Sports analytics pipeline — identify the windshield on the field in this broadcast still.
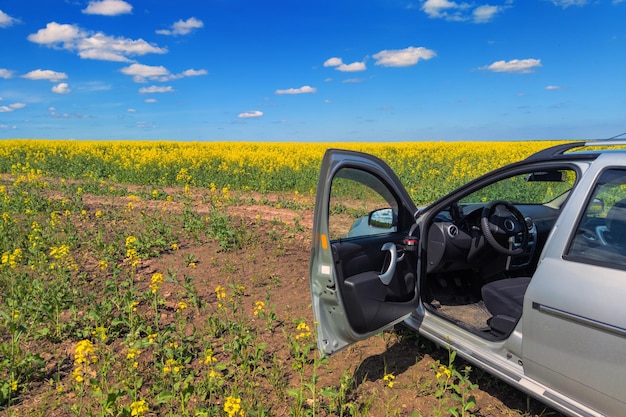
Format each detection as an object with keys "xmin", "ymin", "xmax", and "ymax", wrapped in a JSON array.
[{"xmin": 459, "ymin": 169, "xmax": 577, "ymax": 206}]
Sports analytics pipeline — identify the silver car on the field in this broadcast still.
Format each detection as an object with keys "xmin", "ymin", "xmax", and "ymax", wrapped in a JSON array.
[{"xmin": 310, "ymin": 141, "xmax": 626, "ymax": 417}]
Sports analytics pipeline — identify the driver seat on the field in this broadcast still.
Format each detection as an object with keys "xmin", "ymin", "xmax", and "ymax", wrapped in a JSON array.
[{"xmin": 481, "ymin": 277, "xmax": 531, "ymax": 335}]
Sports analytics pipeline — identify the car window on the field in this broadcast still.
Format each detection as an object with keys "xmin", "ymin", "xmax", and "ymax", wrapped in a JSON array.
[
  {"xmin": 329, "ymin": 168, "xmax": 398, "ymax": 240},
  {"xmin": 567, "ymin": 169, "xmax": 626, "ymax": 268},
  {"xmin": 459, "ymin": 169, "xmax": 576, "ymax": 205}
]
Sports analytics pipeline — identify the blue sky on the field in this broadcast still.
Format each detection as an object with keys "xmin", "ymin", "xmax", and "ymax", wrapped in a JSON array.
[{"xmin": 0, "ymin": 0, "xmax": 624, "ymax": 141}]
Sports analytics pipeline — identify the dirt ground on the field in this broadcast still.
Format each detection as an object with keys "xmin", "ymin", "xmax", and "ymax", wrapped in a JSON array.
[
  {"xmin": 2, "ymin": 187, "xmax": 562, "ymax": 416},
  {"xmin": 162, "ymin": 193, "xmax": 559, "ymax": 416}
]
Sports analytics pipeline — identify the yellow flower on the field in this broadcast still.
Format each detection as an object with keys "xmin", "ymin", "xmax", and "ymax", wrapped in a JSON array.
[
  {"xmin": 149, "ymin": 272, "xmax": 163, "ymax": 294},
  {"xmin": 126, "ymin": 348, "xmax": 141, "ymax": 360},
  {"xmin": 170, "ymin": 243, "xmax": 179, "ymax": 251},
  {"xmin": 215, "ymin": 285, "xmax": 226, "ymax": 301},
  {"xmin": 383, "ymin": 373, "xmax": 395, "ymax": 388},
  {"xmin": 10, "ymin": 380, "xmax": 17, "ymax": 391},
  {"xmin": 176, "ymin": 301, "xmax": 188, "ymax": 312},
  {"xmin": 72, "ymin": 367, "xmax": 84, "ymax": 383},
  {"xmin": 295, "ymin": 321, "xmax": 311, "ymax": 339},
  {"xmin": 49, "ymin": 245, "xmax": 70, "ymax": 260},
  {"xmin": 125, "ymin": 236, "xmax": 137, "ymax": 247},
  {"xmin": 98, "ymin": 259, "xmax": 108, "ymax": 270},
  {"xmin": 253, "ymin": 301, "xmax": 265, "ymax": 316},
  {"xmin": 95, "ymin": 210, "xmax": 103, "ymax": 218},
  {"xmin": 163, "ymin": 358, "xmax": 175, "ymax": 374},
  {"xmin": 203, "ymin": 349, "xmax": 218, "ymax": 364},
  {"xmin": 92, "ymin": 326, "xmax": 107, "ymax": 341},
  {"xmin": 224, "ymin": 395, "xmax": 243, "ymax": 417},
  {"xmin": 73, "ymin": 339, "xmax": 97, "ymax": 384},
  {"xmin": 130, "ymin": 399, "xmax": 148, "ymax": 417},
  {"xmin": 147, "ymin": 333, "xmax": 157, "ymax": 343},
  {"xmin": 74, "ymin": 339, "xmax": 96, "ymax": 365},
  {"xmin": 436, "ymin": 365, "xmax": 452, "ymax": 380},
  {"xmin": 2, "ymin": 248, "xmax": 22, "ymax": 269}
]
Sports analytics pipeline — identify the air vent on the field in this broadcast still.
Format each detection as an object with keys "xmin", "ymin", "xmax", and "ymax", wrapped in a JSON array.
[
  {"xmin": 525, "ymin": 217, "xmax": 534, "ymax": 230},
  {"xmin": 447, "ymin": 225, "xmax": 458, "ymax": 238}
]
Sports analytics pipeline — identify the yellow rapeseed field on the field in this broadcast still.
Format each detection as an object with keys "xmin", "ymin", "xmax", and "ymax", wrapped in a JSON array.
[{"xmin": 0, "ymin": 139, "xmax": 568, "ymax": 204}]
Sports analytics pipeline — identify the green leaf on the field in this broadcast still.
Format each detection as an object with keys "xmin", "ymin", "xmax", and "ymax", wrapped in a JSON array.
[{"xmin": 155, "ymin": 390, "xmax": 174, "ymax": 404}]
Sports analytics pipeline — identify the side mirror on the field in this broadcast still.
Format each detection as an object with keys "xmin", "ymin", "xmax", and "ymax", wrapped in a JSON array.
[
  {"xmin": 368, "ymin": 208, "xmax": 396, "ymax": 229},
  {"xmin": 588, "ymin": 198, "xmax": 604, "ymax": 215}
]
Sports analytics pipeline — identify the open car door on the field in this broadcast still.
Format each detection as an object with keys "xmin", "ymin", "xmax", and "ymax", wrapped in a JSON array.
[{"xmin": 310, "ymin": 149, "xmax": 421, "ymax": 356}]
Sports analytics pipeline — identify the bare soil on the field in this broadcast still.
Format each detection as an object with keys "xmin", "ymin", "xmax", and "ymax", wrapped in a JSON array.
[{"xmin": 3, "ymin": 186, "xmax": 561, "ymax": 416}]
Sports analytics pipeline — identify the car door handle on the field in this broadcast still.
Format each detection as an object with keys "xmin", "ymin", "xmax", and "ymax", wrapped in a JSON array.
[{"xmin": 378, "ymin": 242, "xmax": 397, "ymax": 285}]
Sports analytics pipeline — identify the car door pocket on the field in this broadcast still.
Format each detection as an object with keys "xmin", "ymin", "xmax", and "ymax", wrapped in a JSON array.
[{"xmin": 343, "ymin": 270, "xmax": 415, "ymax": 333}]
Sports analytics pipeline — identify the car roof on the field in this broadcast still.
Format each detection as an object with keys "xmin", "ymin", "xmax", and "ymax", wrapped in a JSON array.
[{"xmin": 525, "ymin": 140, "xmax": 626, "ymax": 162}]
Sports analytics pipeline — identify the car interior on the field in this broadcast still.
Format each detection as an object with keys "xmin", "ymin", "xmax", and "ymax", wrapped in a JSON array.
[
  {"xmin": 421, "ymin": 168, "xmax": 578, "ymax": 339},
  {"xmin": 327, "ymin": 165, "xmax": 595, "ymax": 341}
]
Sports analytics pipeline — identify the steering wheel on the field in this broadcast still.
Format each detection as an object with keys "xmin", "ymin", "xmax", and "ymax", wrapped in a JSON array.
[{"xmin": 480, "ymin": 201, "xmax": 529, "ymax": 255}]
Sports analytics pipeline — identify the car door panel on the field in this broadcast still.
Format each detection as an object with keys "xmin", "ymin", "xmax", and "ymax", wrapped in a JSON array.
[
  {"xmin": 332, "ymin": 236, "xmax": 417, "ymax": 333},
  {"xmin": 523, "ymin": 163, "xmax": 626, "ymax": 416},
  {"xmin": 524, "ymin": 259, "xmax": 626, "ymax": 416},
  {"xmin": 310, "ymin": 149, "xmax": 420, "ymax": 355}
]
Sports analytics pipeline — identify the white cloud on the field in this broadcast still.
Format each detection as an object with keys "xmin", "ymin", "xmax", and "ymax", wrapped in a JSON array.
[
  {"xmin": 145, "ymin": 98, "xmax": 157, "ymax": 103},
  {"xmin": 178, "ymin": 69, "xmax": 208, "ymax": 77},
  {"xmin": 0, "ymin": 10, "xmax": 18, "ymax": 28},
  {"xmin": 422, "ymin": 0, "xmax": 472, "ymax": 21},
  {"xmin": 0, "ymin": 103, "xmax": 26, "ymax": 112},
  {"xmin": 323, "ymin": 57, "xmax": 366, "ymax": 72},
  {"xmin": 121, "ymin": 63, "xmax": 170, "ymax": 82},
  {"xmin": 52, "ymin": 83, "xmax": 71, "ymax": 94},
  {"xmin": 28, "ymin": 22, "xmax": 166, "ymax": 62},
  {"xmin": 480, "ymin": 58, "xmax": 542, "ymax": 73},
  {"xmin": 422, "ymin": 0, "xmax": 505, "ymax": 23},
  {"xmin": 139, "ymin": 86, "xmax": 174, "ymax": 94},
  {"xmin": 120, "ymin": 64, "xmax": 207, "ymax": 83},
  {"xmin": 373, "ymin": 46, "xmax": 436, "ymax": 67},
  {"xmin": 156, "ymin": 17, "xmax": 204, "ymax": 36},
  {"xmin": 0, "ymin": 68, "xmax": 13, "ymax": 79},
  {"xmin": 473, "ymin": 5, "xmax": 503, "ymax": 23},
  {"xmin": 22, "ymin": 69, "xmax": 68, "ymax": 82},
  {"xmin": 28, "ymin": 22, "xmax": 84, "ymax": 44},
  {"xmin": 127, "ymin": 108, "xmax": 136, "ymax": 112},
  {"xmin": 83, "ymin": 0, "xmax": 132, "ymax": 16},
  {"xmin": 238, "ymin": 110, "xmax": 264, "ymax": 119},
  {"xmin": 323, "ymin": 57, "xmax": 343, "ymax": 67},
  {"xmin": 337, "ymin": 62, "xmax": 367, "ymax": 72},
  {"xmin": 275, "ymin": 86, "xmax": 317, "ymax": 95},
  {"xmin": 546, "ymin": 85, "xmax": 563, "ymax": 90},
  {"xmin": 551, "ymin": 0, "xmax": 587, "ymax": 7}
]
